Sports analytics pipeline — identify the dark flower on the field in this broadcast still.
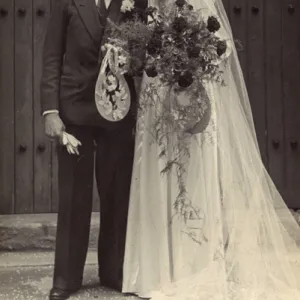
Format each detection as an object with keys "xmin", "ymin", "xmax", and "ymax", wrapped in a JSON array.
[
  {"xmin": 187, "ymin": 4, "xmax": 193, "ymax": 10},
  {"xmin": 145, "ymin": 66, "xmax": 158, "ymax": 77},
  {"xmin": 217, "ymin": 40, "xmax": 227, "ymax": 56},
  {"xmin": 172, "ymin": 16, "xmax": 188, "ymax": 33},
  {"xmin": 145, "ymin": 6, "xmax": 158, "ymax": 17},
  {"xmin": 207, "ymin": 16, "xmax": 221, "ymax": 33},
  {"xmin": 187, "ymin": 45, "xmax": 201, "ymax": 58},
  {"xmin": 173, "ymin": 34, "xmax": 185, "ymax": 48},
  {"xmin": 178, "ymin": 71, "xmax": 194, "ymax": 88},
  {"xmin": 189, "ymin": 27, "xmax": 200, "ymax": 42},
  {"xmin": 175, "ymin": 0, "xmax": 186, "ymax": 8},
  {"xmin": 147, "ymin": 35, "xmax": 162, "ymax": 55},
  {"xmin": 154, "ymin": 24, "xmax": 165, "ymax": 35},
  {"xmin": 123, "ymin": 7, "xmax": 144, "ymax": 22}
]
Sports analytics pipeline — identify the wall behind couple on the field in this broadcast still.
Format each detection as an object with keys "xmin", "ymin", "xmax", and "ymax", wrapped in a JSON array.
[{"xmin": 0, "ymin": 0, "xmax": 299, "ymax": 214}]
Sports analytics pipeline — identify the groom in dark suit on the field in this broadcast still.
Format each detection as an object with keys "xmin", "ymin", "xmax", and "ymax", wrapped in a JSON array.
[{"xmin": 40, "ymin": 0, "xmax": 147, "ymax": 299}]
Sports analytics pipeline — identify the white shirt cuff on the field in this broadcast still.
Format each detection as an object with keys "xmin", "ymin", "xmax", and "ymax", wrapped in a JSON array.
[{"xmin": 43, "ymin": 110, "xmax": 59, "ymax": 116}]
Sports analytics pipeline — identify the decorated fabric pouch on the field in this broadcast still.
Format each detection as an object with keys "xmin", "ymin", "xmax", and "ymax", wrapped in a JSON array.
[{"xmin": 95, "ymin": 44, "xmax": 131, "ymax": 122}]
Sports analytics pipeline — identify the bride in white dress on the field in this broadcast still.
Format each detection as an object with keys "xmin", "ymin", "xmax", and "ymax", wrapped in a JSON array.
[{"xmin": 122, "ymin": 0, "xmax": 300, "ymax": 299}]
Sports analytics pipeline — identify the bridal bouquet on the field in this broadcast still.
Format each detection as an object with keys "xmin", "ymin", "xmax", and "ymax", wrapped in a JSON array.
[
  {"xmin": 144, "ymin": 2, "xmax": 227, "ymax": 86},
  {"xmin": 138, "ymin": 0, "xmax": 228, "ymax": 219}
]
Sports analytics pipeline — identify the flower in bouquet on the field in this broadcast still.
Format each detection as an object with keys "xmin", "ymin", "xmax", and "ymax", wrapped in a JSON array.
[
  {"xmin": 145, "ymin": 6, "xmax": 159, "ymax": 21},
  {"xmin": 145, "ymin": 65, "xmax": 158, "ymax": 78},
  {"xmin": 187, "ymin": 4, "xmax": 194, "ymax": 11},
  {"xmin": 217, "ymin": 40, "xmax": 227, "ymax": 56},
  {"xmin": 175, "ymin": 0, "xmax": 186, "ymax": 9},
  {"xmin": 120, "ymin": 0, "xmax": 135, "ymax": 13},
  {"xmin": 207, "ymin": 16, "xmax": 221, "ymax": 33},
  {"xmin": 147, "ymin": 34, "xmax": 163, "ymax": 55},
  {"xmin": 172, "ymin": 16, "xmax": 188, "ymax": 33},
  {"xmin": 178, "ymin": 71, "xmax": 193, "ymax": 88},
  {"xmin": 187, "ymin": 44, "xmax": 201, "ymax": 58}
]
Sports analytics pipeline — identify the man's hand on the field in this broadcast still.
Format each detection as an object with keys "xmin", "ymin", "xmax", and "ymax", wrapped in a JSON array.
[{"xmin": 44, "ymin": 113, "xmax": 65, "ymax": 139}]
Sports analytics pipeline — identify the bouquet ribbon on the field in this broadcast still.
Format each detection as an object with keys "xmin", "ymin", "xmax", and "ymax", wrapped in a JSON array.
[{"xmin": 101, "ymin": 44, "xmax": 120, "ymax": 74}]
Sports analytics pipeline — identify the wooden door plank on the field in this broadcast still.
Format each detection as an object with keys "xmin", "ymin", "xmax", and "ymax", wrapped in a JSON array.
[
  {"xmin": 265, "ymin": 0, "xmax": 284, "ymax": 194},
  {"xmin": 222, "ymin": 0, "xmax": 229, "ymax": 13},
  {"xmin": 14, "ymin": 0, "xmax": 34, "ymax": 213},
  {"xmin": 0, "ymin": 0, "xmax": 15, "ymax": 214},
  {"xmin": 228, "ymin": 0, "xmax": 248, "ymax": 79},
  {"xmin": 49, "ymin": 0, "xmax": 58, "ymax": 212},
  {"xmin": 33, "ymin": 0, "xmax": 52, "ymax": 212},
  {"xmin": 246, "ymin": 0, "xmax": 267, "ymax": 165},
  {"xmin": 282, "ymin": 0, "xmax": 300, "ymax": 208}
]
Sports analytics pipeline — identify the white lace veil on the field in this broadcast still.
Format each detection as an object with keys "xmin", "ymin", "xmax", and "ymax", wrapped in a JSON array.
[{"xmin": 146, "ymin": 0, "xmax": 300, "ymax": 299}]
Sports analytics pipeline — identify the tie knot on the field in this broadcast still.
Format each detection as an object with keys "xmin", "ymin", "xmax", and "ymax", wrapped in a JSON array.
[{"xmin": 97, "ymin": 0, "xmax": 106, "ymax": 9}]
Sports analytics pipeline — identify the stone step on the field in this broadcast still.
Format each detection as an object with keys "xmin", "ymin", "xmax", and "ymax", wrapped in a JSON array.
[
  {"xmin": 0, "ymin": 251, "xmax": 97, "ymax": 268},
  {"xmin": 0, "ymin": 213, "xmax": 99, "ymax": 251},
  {"xmin": 0, "ymin": 211, "xmax": 299, "ymax": 252}
]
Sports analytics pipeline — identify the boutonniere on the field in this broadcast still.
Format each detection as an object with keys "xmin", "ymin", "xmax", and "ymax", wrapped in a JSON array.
[{"xmin": 120, "ymin": 0, "xmax": 135, "ymax": 13}]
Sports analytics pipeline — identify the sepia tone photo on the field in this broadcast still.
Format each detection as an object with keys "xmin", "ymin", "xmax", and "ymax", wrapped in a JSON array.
[{"xmin": 0, "ymin": 0, "xmax": 300, "ymax": 299}]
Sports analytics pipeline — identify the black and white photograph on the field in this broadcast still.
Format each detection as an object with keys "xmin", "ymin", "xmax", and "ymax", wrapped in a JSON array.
[{"xmin": 1, "ymin": 0, "xmax": 300, "ymax": 299}]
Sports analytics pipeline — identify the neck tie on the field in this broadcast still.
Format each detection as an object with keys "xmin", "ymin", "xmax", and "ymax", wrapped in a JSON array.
[
  {"xmin": 97, "ymin": 0, "xmax": 107, "ymax": 17},
  {"xmin": 97, "ymin": 0, "xmax": 108, "ymax": 59}
]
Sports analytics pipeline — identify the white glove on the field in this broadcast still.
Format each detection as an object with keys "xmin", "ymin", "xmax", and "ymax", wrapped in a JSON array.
[{"xmin": 60, "ymin": 132, "xmax": 82, "ymax": 155}]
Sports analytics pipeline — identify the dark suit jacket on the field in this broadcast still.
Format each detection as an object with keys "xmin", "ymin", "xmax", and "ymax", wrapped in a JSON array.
[{"xmin": 40, "ymin": 0, "xmax": 147, "ymax": 127}]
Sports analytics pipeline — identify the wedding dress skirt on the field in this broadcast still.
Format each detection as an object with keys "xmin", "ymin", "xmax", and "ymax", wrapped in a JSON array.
[{"xmin": 122, "ymin": 0, "xmax": 300, "ymax": 299}]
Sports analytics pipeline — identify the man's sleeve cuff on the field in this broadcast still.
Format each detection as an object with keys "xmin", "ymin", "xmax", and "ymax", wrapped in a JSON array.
[{"xmin": 42, "ymin": 110, "xmax": 59, "ymax": 116}]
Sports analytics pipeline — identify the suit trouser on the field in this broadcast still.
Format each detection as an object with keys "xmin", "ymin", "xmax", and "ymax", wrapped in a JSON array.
[{"xmin": 53, "ymin": 119, "xmax": 135, "ymax": 291}]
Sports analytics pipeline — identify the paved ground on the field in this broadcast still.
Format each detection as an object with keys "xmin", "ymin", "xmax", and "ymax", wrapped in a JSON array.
[
  {"xmin": 0, "ymin": 252, "xmax": 138, "ymax": 300},
  {"xmin": 0, "ymin": 211, "xmax": 300, "ymax": 299},
  {"xmin": 2, "ymin": 250, "xmax": 300, "ymax": 300},
  {"xmin": 0, "ymin": 265, "xmax": 139, "ymax": 300}
]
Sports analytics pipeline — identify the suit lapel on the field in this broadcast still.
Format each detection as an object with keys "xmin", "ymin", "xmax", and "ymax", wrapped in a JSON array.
[{"xmin": 74, "ymin": 0, "xmax": 102, "ymax": 45}]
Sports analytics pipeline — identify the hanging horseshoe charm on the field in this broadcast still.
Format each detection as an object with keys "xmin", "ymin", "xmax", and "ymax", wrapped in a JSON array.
[{"xmin": 95, "ymin": 45, "xmax": 131, "ymax": 122}]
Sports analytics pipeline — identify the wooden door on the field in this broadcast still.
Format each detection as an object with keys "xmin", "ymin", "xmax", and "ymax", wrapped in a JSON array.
[
  {"xmin": 226, "ymin": 0, "xmax": 300, "ymax": 209},
  {"xmin": 0, "ymin": 0, "xmax": 53, "ymax": 214},
  {"xmin": 0, "ymin": 0, "xmax": 300, "ymax": 214}
]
